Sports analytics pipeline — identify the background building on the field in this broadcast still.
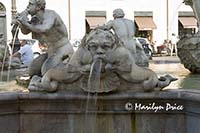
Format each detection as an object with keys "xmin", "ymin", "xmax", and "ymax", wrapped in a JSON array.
[{"xmin": 0, "ymin": 0, "xmax": 196, "ymax": 47}]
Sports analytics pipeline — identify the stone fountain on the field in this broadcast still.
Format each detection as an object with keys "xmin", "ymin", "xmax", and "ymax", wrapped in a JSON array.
[
  {"xmin": 0, "ymin": 0, "xmax": 200, "ymax": 133},
  {"xmin": 178, "ymin": 0, "xmax": 200, "ymax": 73}
]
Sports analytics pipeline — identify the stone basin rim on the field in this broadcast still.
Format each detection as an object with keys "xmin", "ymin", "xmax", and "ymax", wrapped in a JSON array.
[{"xmin": 0, "ymin": 89, "xmax": 199, "ymax": 101}]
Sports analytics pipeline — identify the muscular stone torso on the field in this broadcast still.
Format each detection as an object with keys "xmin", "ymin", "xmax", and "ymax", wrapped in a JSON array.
[
  {"xmin": 32, "ymin": 10, "xmax": 69, "ymax": 54},
  {"xmin": 111, "ymin": 18, "xmax": 135, "ymax": 42}
]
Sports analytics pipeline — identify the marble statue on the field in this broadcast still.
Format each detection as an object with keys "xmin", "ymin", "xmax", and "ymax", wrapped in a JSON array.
[
  {"xmin": 14, "ymin": 0, "xmax": 74, "ymax": 76},
  {"xmin": 28, "ymin": 29, "xmax": 177, "ymax": 93},
  {"xmin": 12, "ymin": 2, "xmax": 177, "ymax": 93},
  {"xmin": 97, "ymin": 8, "xmax": 148, "ymax": 67},
  {"xmin": 177, "ymin": 0, "xmax": 200, "ymax": 73},
  {"xmin": 184, "ymin": 0, "xmax": 200, "ymax": 33}
]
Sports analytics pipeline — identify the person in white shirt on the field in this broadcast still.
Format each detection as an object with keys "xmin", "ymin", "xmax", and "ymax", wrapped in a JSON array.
[
  {"xmin": 170, "ymin": 33, "xmax": 178, "ymax": 56},
  {"xmin": 12, "ymin": 40, "xmax": 34, "ymax": 66}
]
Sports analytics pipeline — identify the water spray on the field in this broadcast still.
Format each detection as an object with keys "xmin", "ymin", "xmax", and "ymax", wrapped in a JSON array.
[{"xmin": 7, "ymin": 25, "xmax": 20, "ymax": 82}]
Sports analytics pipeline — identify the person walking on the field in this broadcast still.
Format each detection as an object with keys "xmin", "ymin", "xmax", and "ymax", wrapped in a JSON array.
[{"xmin": 170, "ymin": 33, "xmax": 178, "ymax": 56}]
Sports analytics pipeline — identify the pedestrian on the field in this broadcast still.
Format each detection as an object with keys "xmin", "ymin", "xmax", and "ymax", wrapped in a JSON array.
[
  {"xmin": 12, "ymin": 40, "xmax": 34, "ymax": 67},
  {"xmin": 157, "ymin": 40, "xmax": 167, "ymax": 54},
  {"xmin": 170, "ymin": 33, "xmax": 178, "ymax": 56}
]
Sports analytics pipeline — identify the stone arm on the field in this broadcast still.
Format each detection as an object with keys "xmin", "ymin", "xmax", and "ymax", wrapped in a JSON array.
[
  {"xmin": 183, "ymin": 0, "xmax": 199, "ymax": 30},
  {"xmin": 19, "ymin": 25, "xmax": 31, "ymax": 35},
  {"xmin": 12, "ymin": 10, "xmax": 31, "ymax": 35},
  {"xmin": 17, "ymin": 14, "xmax": 55, "ymax": 33},
  {"xmin": 97, "ymin": 20, "xmax": 114, "ymax": 30}
]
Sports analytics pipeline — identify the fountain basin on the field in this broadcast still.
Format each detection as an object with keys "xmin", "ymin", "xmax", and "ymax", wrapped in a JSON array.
[{"xmin": 0, "ymin": 90, "xmax": 199, "ymax": 133}]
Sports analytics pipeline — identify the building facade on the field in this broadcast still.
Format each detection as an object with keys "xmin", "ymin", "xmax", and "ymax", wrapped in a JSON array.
[{"xmin": 0, "ymin": 0, "xmax": 196, "ymax": 46}]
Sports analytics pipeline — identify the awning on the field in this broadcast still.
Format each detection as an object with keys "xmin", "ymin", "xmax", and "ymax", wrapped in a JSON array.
[
  {"xmin": 178, "ymin": 17, "xmax": 197, "ymax": 28},
  {"xmin": 86, "ymin": 17, "xmax": 106, "ymax": 29},
  {"xmin": 134, "ymin": 17, "xmax": 157, "ymax": 31}
]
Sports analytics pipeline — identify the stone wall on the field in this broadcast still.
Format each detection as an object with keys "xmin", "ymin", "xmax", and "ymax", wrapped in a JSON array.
[{"xmin": 0, "ymin": 89, "xmax": 199, "ymax": 133}]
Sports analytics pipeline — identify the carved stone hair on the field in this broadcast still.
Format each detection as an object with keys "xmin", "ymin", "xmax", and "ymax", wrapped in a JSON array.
[
  {"xmin": 35, "ymin": 0, "xmax": 46, "ymax": 10},
  {"xmin": 113, "ymin": 8, "xmax": 125, "ymax": 18},
  {"xmin": 80, "ymin": 29, "xmax": 120, "ymax": 49}
]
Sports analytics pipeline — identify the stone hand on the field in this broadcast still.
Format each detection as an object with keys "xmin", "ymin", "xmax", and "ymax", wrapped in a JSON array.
[
  {"xmin": 11, "ymin": 14, "xmax": 21, "ymax": 25},
  {"xmin": 15, "ymin": 10, "xmax": 29, "ymax": 26},
  {"xmin": 18, "ymin": 10, "xmax": 29, "ymax": 18},
  {"xmin": 11, "ymin": 18, "xmax": 18, "ymax": 25}
]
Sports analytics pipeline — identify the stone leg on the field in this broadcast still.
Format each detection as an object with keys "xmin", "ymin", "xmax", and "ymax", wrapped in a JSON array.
[
  {"xmin": 170, "ymin": 44, "xmax": 174, "ymax": 56},
  {"xmin": 29, "ymin": 53, "xmax": 48, "ymax": 77},
  {"xmin": 28, "ymin": 75, "xmax": 42, "ymax": 91},
  {"xmin": 174, "ymin": 43, "xmax": 177, "ymax": 56},
  {"xmin": 41, "ymin": 44, "xmax": 74, "ymax": 75}
]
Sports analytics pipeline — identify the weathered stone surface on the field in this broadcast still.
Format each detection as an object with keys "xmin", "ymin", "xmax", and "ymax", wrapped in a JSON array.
[
  {"xmin": 12, "ymin": 5, "xmax": 175, "ymax": 93},
  {"xmin": 184, "ymin": 0, "xmax": 200, "ymax": 32},
  {"xmin": 177, "ymin": 35, "xmax": 200, "ymax": 73},
  {"xmin": 180, "ymin": 0, "xmax": 200, "ymax": 73},
  {"xmin": 28, "ymin": 29, "xmax": 177, "ymax": 93},
  {"xmin": 0, "ymin": 90, "xmax": 199, "ymax": 133},
  {"xmin": 186, "ymin": 113, "xmax": 200, "ymax": 133},
  {"xmin": 135, "ymin": 114, "xmax": 186, "ymax": 133},
  {"xmin": 14, "ymin": 0, "xmax": 74, "ymax": 78}
]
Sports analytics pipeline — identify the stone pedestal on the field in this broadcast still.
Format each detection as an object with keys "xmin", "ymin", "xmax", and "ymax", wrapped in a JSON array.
[{"xmin": 0, "ymin": 89, "xmax": 199, "ymax": 133}]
